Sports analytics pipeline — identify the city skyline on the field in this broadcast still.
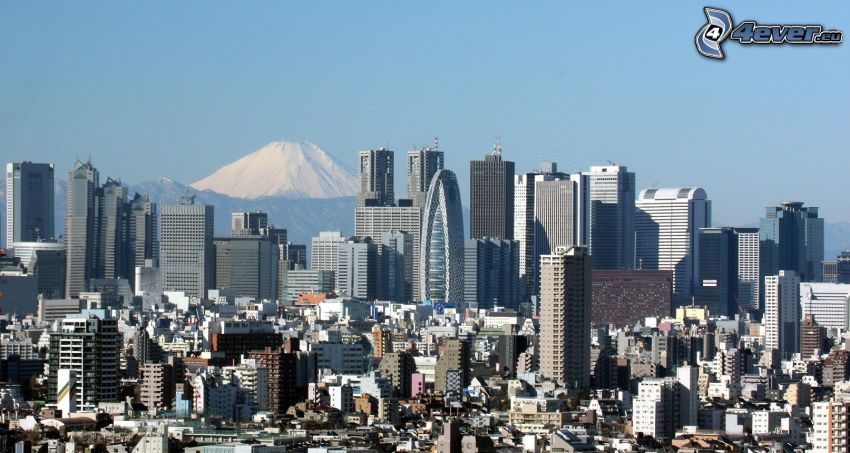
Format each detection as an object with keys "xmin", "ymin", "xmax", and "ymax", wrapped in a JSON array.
[{"xmin": 2, "ymin": 2, "xmax": 848, "ymax": 226}]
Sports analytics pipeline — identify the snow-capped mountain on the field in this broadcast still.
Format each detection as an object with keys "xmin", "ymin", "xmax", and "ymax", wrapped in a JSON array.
[{"xmin": 191, "ymin": 141, "xmax": 357, "ymax": 199}]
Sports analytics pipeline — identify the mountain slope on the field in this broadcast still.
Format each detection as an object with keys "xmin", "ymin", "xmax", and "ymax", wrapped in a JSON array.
[{"xmin": 191, "ymin": 141, "xmax": 357, "ymax": 199}]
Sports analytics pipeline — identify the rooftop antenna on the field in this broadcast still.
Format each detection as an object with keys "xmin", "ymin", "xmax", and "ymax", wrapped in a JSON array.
[
  {"xmin": 433, "ymin": 135, "xmax": 440, "ymax": 151},
  {"xmin": 492, "ymin": 135, "xmax": 502, "ymax": 156}
]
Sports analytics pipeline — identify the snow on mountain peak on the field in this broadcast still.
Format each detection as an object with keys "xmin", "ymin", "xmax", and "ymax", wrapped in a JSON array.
[{"xmin": 191, "ymin": 141, "xmax": 357, "ymax": 199}]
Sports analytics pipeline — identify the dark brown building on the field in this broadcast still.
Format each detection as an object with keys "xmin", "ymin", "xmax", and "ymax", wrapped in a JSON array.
[
  {"xmin": 591, "ymin": 269, "xmax": 673, "ymax": 327},
  {"xmin": 248, "ymin": 338, "xmax": 316, "ymax": 414},
  {"xmin": 211, "ymin": 332, "xmax": 282, "ymax": 363},
  {"xmin": 469, "ymin": 149, "xmax": 514, "ymax": 240},
  {"xmin": 800, "ymin": 313, "xmax": 826, "ymax": 359}
]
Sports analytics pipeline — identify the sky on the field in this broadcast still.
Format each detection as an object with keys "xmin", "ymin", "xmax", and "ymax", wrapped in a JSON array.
[{"xmin": 2, "ymin": 1, "xmax": 849, "ymax": 226}]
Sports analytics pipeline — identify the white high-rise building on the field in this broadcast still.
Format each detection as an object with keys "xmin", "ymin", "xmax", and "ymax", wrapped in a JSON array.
[
  {"xmin": 632, "ymin": 378, "xmax": 677, "ymax": 439},
  {"xmin": 355, "ymin": 207, "xmax": 422, "ymax": 298},
  {"xmin": 677, "ymin": 365, "xmax": 698, "ymax": 427},
  {"xmin": 159, "ymin": 195, "xmax": 214, "ymax": 298},
  {"xmin": 514, "ymin": 169, "xmax": 562, "ymax": 300},
  {"xmin": 812, "ymin": 401, "xmax": 850, "ymax": 453},
  {"xmin": 336, "ymin": 238, "xmax": 376, "ymax": 300},
  {"xmin": 799, "ymin": 282, "xmax": 850, "ymax": 330},
  {"xmin": 635, "ymin": 188, "xmax": 711, "ymax": 305},
  {"xmin": 533, "ymin": 178, "xmax": 575, "ymax": 260},
  {"xmin": 764, "ymin": 270, "xmax": 801, "ymax": 360},
  {"xmin": 311, "ymin": 231, "xmax": 346, "ymax": 273},
  {"xmin": 419, "ymin": 169, "xmax": 464, "ymax": 303},
  {"xmin": 735, "ymin": 228, "xmax": 760, "ymax": 311}
]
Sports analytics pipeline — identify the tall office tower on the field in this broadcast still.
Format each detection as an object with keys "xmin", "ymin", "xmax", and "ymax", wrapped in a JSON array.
[
  {"xmin": 463, "ymin": 238, "xmax": 519, "ymax": 310},
  {"xmin": 127, "ymin": 194, "xmax": 157, "ymax": 272},
  {"xmin": 97, "ymin": 178, "xmax": 129, "ymax": 280},
  {"xmin": 406, "ymin": 142, "xmax": 444, "ymax": 208},
  {"xmin": 469, "ymin": 145, "xmax": 515, "ymax": 240},
  {"xmin": 735, "ymin": 228, "xmax": 760, "ymax": 312},
  {"xmin": 763, "ymin": 270, "xmax": 801, "ymax": 360},
  {"xmin": 514, "ymin": 164, "xmax": 565, "ymax": 299},
  {"xmin": 355, "ymin": 206, "xmax": 422, "ymax": 298},
  {"xmin": 379, "ymin": 230, "xmax": 412, "ymax": 303},
  {"xmin": 435, "ymin": 338, "xmax": 470, "ymax": 394},
  {"xmin": 800, "ymin": 314, "xmax": 826, "ymax": 359},
  {"xmin": 420, "ymin": 169, "xmax": 465, "ymax": 302},
  {"xmin": 231, "ymin": 211, "xmax": 269, "ymax": 235},
  {"xmin": 311, "ymin": 231, "xmax": 346, "ymax": 272},
  {"xmin": 357, "ymin": 148, "xmax": 394, "ymax": 207},
  {"xmin": 533, "ymin": 177, "xmax": 576, "ymax": 295},
  {"xmin": 592, "ymin": 270, "xmax": 673, "ymax": 327},
  {"xmin": 812, "ymin": 401, "xmax": 850, "ymax": 453},
  {"xmin": 635, "ymin": 188, "xmax": 711, "ymax": 306},
  {"xmin": 582, "ymin": 165, "xmax": 635, "ymax": 269},
  {"xmin": 214, "ymin": 235, "xmax": 276, "ymax": 300},
  {"xmin": 697, "ymin": 227, "xmax": 739, "ymax": 317},
  {"xmin": 761, "ymin": 202, "xmax": 824, "ymax": 283},
  {"xmin": 5, "ymin": 162, "xmax": 55, "ymax": 245},
  {"xmin": 336, "ymin": 237, "xmax": 377, "ymax": 300},
  {"xmin": 65, "ymin": 160, "xmax": 99, "ymax": 298},
  {"xmin": 47, "ymin": 312, "xmax": 121, "ymax": 412},
  {"xmin": 539, "ymin": 246, "xmax": 591, "ymax": 390},
  {"xmin": 160, "ymin": 195, "xmax": 214, "ymax": 298}
]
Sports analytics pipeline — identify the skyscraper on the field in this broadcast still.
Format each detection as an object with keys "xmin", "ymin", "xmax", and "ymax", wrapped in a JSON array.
[
  {"xmin": 406, "ymin": 143, "xmax": 443, "ymax": 208},
  {"xmin": 469, "ymin": 145, "xmax": 515, "ymax": 240},
  {"xmin": 763, "ymin": 270, "xmax": 801, "ymax": 360},
  {"xmin": 214, "ymin": 235, "xmax": 277, "ymax": 301},
  {"xmin": 311, "ymin": 231, "xmax": 346, "ymax": 272},
  {"xmin": 358, "ymin": 148, "xmax": 394, "ymax": 207},
  {"xmin": 635, "ymin": 188, "xmax": 711, "ymax": 306},
  {"xmin": 48, "ymin": 312, "xmax": 121, "ymax": 412},
  {"xmin": 464, "ymin": 238, "xmax": 519, "ymax": 310},
  {"xmin": 760, "ymin": 202, "xmax": 824, "ymax": 283},
  {"xmin": 539, "ymin": 246, "xmax": 591, "ymax": 390},
  {"xmin": 336, "ymin": 236, "xmax": 377, "ymax": 300},
  {"xmin": 379, "ymin": 230, "xmax": 413, "ymax": 303},
  {"xmin": 533, "ymin": 176, "xmax": 576, "ymax": 294},
  {"xmin": 97, "ymin": 178, "xmax": 129, "ymax": 280},
  {"xmin": 735, "ymin": 227, "xmax": 760, "ymax": 312},
  {"xmin": 514, "ymin": 164, "xmax": 565, "ymax": 300},
  {"xmin": 355, "ymin": 206, "xmax": 422, "ymax": 298},
  {"xmin": 5, "ymin": 162, "xmax": 55, "ymax": 245},
  {"xmin": 127, "ymin": 194, "xmax": 157, "ymax": 272},
  {"xmin": 160, "ymin": 195, "xmax": 214, "ymax": 298},
  {"xmin": 65, "ymin": 160, "xmax": 99, "ymax": 298},
  {"xmin": 697, "ymin": 227, "xmax": 738, "ymax": 317},
  {"xmin": 420, "ymin": 169, "xmax": 464, "ymax": 302},
  {"xmin": 583, "ymin": 165, "xmax": 635, "ymax": 270}
]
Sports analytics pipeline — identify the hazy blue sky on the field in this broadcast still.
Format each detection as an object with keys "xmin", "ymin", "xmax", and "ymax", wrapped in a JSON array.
[{"xmin": 2, "ymin": 1, "xmax": 848, "ymax": 225}]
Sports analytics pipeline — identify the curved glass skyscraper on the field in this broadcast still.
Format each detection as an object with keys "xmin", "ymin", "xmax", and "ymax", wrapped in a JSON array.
[{"xmin": 420, "ymin": 169, "xmax": 464, "ymax": 302}]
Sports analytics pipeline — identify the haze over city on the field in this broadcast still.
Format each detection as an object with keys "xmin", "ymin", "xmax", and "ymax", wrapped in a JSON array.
[
  {"xmin": 2, "ymin": 1, "xmax": 849, "ymax": 225},
  {"xmin": 2, "ymin": 3, "xmax": 850, "ymax": 452}
]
